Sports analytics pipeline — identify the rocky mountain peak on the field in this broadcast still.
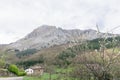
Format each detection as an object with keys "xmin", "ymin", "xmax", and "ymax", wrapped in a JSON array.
[
  {"xmin": 26, "ymin": 25, "xmax": 57, "ymax": 38},
  {"xmin": 9, "ymin": 25, "xmax": 115, "ymax": 51}
]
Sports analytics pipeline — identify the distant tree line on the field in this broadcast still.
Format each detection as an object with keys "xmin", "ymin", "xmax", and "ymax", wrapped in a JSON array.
[
  {"xmin": 17, "ymin": 55, "xmax": 44, "ymax": 68},
  {"xmin": 16, "ymin": 49, "xmax": 37, "ymax": 58}
]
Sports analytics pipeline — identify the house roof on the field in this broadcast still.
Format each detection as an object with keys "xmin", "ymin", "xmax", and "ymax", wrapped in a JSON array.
[{"xmin": 31, "ymin": 66, "xmax": 44, "ymax": 70}]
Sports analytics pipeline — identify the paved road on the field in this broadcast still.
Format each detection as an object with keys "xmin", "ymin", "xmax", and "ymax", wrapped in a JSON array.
[{"xmin": 0, "ymin": 77, "xmax": 23, "ymax": 80}]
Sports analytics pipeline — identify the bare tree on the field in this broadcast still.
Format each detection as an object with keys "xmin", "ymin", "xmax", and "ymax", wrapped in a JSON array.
[{"xmin": 69, "ymin": 25, "xmax": 120, "ymax": 80}]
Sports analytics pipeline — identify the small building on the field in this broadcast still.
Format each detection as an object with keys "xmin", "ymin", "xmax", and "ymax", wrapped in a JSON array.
[
  {"xmin": 31, "ymin": 66, "xmax": 44, "ymax": 76},
  {"xmin": 25, "ymin": 68, "xmax": 34, "ymax": 75}
]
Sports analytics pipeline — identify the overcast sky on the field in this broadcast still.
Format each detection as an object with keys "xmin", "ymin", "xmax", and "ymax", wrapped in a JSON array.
[{"xmin": 0, "ymin": 0, "xmax": 120, "ymax": 44}]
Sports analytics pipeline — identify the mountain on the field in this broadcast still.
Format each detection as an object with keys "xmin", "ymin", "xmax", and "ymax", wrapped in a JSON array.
[{"xmin": 8, "ymin": 25, "xmax": 115, "ymax": 51}]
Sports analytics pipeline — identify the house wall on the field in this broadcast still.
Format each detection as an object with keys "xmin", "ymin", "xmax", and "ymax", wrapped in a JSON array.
[{"xmin": 33, "ymin": 69, "xmax": 44, "ymax": 76}]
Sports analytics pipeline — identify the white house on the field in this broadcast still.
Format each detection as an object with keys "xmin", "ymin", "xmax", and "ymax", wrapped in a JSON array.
[{"xmin": 25, "ymin": 68, "xmax": 34, "ymax": 75}]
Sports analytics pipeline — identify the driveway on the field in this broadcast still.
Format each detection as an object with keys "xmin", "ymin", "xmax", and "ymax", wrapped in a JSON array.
[{"xmin": 0, "ymin": 77, "xmax": 23, "ymax": 80}]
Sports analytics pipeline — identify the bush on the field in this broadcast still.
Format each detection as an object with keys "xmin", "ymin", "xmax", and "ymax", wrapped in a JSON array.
[
  {"xmin": 55, "ymin": 50, "xmax": 76, "ymax": 67},
  {"xmin": 8, "ymin": 64, "xmax": 19, "ymax": 74},
  {"xmin": 17, "ymin": 71, "xmax": 26, "ymax": 76},
  {"xmin": 8, "ymin": 64, "xmax": 26, "ymax": 76},
  {"xmin": 0, "ymin": 59, "xmax": 5, "ymax": 68}
]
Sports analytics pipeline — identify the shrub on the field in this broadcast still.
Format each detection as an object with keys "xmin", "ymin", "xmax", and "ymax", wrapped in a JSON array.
[
  {"xmin": 17, "ymin": 71, "xmax": 26, "ymax": 76},
  {"xmin": 55, "ymin": 50, "xmax": 76, "ymax": 67},
  {"xmin": 0, "ymin": 59, "xmax": 5, "ymax": 68},
  {"xmin": 8, "ymin": 64, "xmax": 26, "ymax": 76},
  {"xmin": 8, "ymin": 64, "xmax": 19, "ymax": 74}
]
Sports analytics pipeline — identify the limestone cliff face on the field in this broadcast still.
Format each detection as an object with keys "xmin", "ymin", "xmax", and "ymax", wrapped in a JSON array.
[{"xmin": 9, "ymin": 25, "xmax": 114, "ymax": 50}]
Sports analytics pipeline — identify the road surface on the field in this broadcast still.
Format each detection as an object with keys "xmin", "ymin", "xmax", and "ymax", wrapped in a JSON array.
[{"xmin": 0, "ymin": 77, "xmax": 23, "ymax": 80}]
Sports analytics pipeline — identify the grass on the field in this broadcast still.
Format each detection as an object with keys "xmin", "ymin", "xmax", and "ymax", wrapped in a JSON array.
[
  {"xmin": 23, "ymin": 76, "xmax": 41, "ymax": 80},
  {"xmin": 23, "ymin": 73, "xmax": 59, "ymax": 80},
  {"xmin": 56, "ymin": 67, "xmax": 73, "ymax": 73},
  {"xmin": 23, "ymin": 67, "xmax": 75, "ymax": 80},
  {"xmin": 23, "ymin": 75, "xmax": 77, "ymax": 80}
]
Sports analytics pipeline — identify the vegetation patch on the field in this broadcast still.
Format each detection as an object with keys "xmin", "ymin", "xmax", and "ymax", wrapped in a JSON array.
[
  {"xmin": 8, "ymin": 64, "xmax": 26, "ymax": 76},
  {"xmin": 16, "ymin": 49, "xmax": 37, "ymax": 58}
]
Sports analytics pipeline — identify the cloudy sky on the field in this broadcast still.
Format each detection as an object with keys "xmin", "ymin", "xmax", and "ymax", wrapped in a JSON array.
[{"xmin": 0, "ymin": 0, "xmax": 120, "ymax": 44}]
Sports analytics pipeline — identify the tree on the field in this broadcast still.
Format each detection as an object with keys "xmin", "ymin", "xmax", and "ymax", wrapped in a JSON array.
[
  {"xmin": 76, "ymin": 30, "xmax": 120, "ymax": 80},
  {"xmin": 0, "ymin": 53, "xmax": 6, "ymax": 68}
]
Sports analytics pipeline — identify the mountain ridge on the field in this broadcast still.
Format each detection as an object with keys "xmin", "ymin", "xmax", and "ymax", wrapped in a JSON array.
[{"xmin": 8, "ymin": 25, "xmax": 115, "ymax": 51}]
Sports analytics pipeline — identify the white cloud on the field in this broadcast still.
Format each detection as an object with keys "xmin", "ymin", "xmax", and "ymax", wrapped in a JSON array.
[{"xmin": 0, "ymin": 0, "xmax": 120, "ymax": 44}]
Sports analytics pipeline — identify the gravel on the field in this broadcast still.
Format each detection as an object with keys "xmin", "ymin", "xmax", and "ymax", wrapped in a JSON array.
[{"xmin": 0, "ymin": 77, "xmax": 23, "ymax": 80}]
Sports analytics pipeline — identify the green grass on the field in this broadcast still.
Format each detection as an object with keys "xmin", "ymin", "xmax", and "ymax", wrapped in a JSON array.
[
  {"xmin": 23, "ymin": 76, "xmax": 41, "ymax": 80},
  {"xmin": 56, "ymin": 67, "xmax": 73, "ymax": 73},
  {"xmin": 23, "ymin": 73, "xmax": 59, "ymax": 80},
  {"xmin": 23, "ymin": 75, "xmax": 77, "ymax": 80},
  {"xmin": 23, "ymin": 68, "xmax": 75, "ymax": 80},
  {"xmin": 23, "ymin": 67, "xmax": 77, "ymax": 80}
]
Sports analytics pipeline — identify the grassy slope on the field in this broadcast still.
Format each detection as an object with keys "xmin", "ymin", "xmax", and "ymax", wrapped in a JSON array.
[
  {"xmin": 23, "ymin": 73, "xmax": 58, "ymax": 80},
  {"xmin": 16, "ymin": 43, "xmax": 73, "ymax": 62},
  {"xmin": 2, "ymin": 36, "xmax": 120, "ymax": 64}
]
